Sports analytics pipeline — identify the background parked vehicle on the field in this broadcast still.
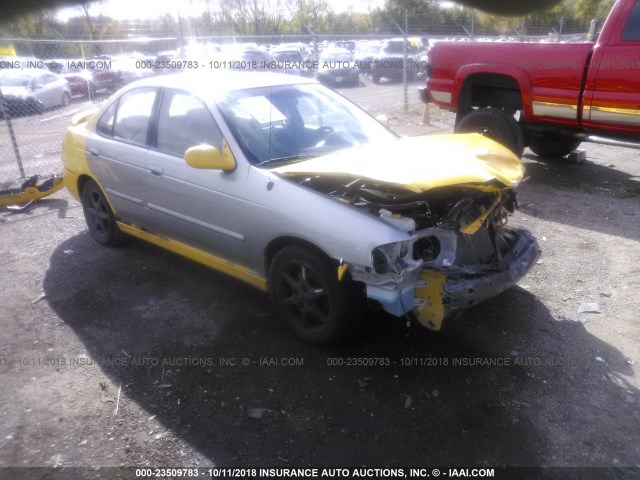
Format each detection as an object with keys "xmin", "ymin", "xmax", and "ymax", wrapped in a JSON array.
[
  {"xmin": 52, "ymin": 62, "xmax": 118, "ymax": 98},
  {"xmin": 271, "ymin": 47, "xmax": 310, "ymax": 76},
  {"xmin": 354, "ymin": 41, "xmax": 382, "ymax": 74},
  {"xmin": 371, "ymin": 37, "xmax": 425, "ymax": 84},
  {"xmin": 0, "ymin": 68, "xmax": 70, "ymax": 116},
  {"xmin": 424, "ymin": 0, "xmax": 640, "ymax": 159},
  {"xmin": 317, "ymin": 48, "xmax": 360, "ymax": 87}
]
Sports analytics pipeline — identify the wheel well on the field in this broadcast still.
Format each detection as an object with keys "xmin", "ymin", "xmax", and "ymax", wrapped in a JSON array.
[
  {"xmin": 264, "ymin": 237, "xmax": 336, "ymax": 273},
  {"xmin": 77, "ymin": 174, "xmax": 92, "ymax": 196},
  {"xmin": 458, "ymin": 74, "xmax": 522, "ymax": 119}
]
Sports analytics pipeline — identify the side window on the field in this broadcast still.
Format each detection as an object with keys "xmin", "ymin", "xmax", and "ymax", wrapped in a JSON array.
[
  {"xmin": 44, "ymin": 74, "xmax": 58, "ymax": 84},
  {"xmin": 112, "ymin": 88, "xmax": 157, "ymax": 145},
  {"xmin": 622, "ymin": 0, "xmax": 640, "ymax": 41},
  {"xmin": 156, "ymin": 89, "xmax": 223, "ymax": 157}
]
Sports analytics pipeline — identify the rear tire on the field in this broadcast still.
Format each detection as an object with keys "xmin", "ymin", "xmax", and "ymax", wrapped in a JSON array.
[
  {"xmin": 528, "ymin": 137, "xmax": 581, "ymax": 159},
  {"xmin": 81, "ymin": 179, "xmax": 125, "ymax": 247},
  {"xmin": 455, "ymin": 108, "xmax": 525, "ymax": 158},
  {"xmin": 269, "ymin": 246, "xmax": 362, "ymax": 345},
  {"xmin": 61, "ymin": 92, "xmax": 71, "ymax": 107}
]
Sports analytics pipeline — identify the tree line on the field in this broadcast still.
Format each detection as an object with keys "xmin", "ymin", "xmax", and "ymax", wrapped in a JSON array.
[{"xmin": 0, "ymin": 0, "xmax": 615, "ymax": 48}]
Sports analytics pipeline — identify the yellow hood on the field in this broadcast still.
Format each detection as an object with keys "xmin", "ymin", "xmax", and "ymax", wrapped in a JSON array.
[{"xmin": 271, "ymin": 134, "xmax": 524, "ymax": 193}]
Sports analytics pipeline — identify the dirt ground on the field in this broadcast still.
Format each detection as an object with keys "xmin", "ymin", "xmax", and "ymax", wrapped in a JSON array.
[{"xmin": 0, "ymin": 76, "xmax": 639, "ymax": 479}]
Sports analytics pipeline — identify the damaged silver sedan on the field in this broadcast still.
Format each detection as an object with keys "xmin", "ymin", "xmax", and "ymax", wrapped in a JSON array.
[{"xmin": 62, "ymin": 71, "xmax": 540, "ymax": 344}]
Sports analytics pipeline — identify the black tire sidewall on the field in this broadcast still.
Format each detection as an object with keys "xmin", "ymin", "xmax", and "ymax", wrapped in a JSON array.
[
  {"xmin": 528, "ymin": 138, "xmax": 581, "ymax": 159},
  {"xmin": 81, "ymin": 180, "xmax": 122, "ymax": 247},
  {"xmin": 268, "ymin": 246, "xmax": 361, "ymax": 345},
  {"xmin": 455, "ymin": 108, "xmax": 525, "ymax": 158}
]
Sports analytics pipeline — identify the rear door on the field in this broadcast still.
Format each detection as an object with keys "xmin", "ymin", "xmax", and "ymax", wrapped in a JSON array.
[
  {"xmin": 85, "ymin": 87, "xmax": 159, "ymax": 227},
  {"xmin": 583, "ymin": 0, "xmax": 640, "ymax": 134}
]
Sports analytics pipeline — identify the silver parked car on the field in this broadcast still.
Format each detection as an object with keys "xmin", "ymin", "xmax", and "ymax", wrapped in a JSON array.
[
  {"xmin": 62, "ymin": 71, "xmax": 539, "ymax": 345},
  {"xmin": 0, "ymin": 68, "xmax": 71, "ymax": 115}
]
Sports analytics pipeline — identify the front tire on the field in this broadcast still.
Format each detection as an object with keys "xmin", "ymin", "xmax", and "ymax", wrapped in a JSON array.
[
  {"xmin": 455, "ymin": 108, "xmax": 525, "ymax": 158},
  {"xmin": 269, "ymin": 246, "xmax": 362, "ymax": 345},
  {"xmin": 528, "ymin": 137, "xmax": 581, "ymax": 159},
  {"xmin": 81, "ymin": 179, "xmax": 125, "ymax": 247},
  {"xmin": 61, "ymin": 92, "xmax": 71, "ymax": 107}
]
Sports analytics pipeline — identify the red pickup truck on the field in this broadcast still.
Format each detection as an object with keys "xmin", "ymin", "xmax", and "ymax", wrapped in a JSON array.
[{"xmin": 423, "ymin": 0, "xmax": 640, "ymax": 159}]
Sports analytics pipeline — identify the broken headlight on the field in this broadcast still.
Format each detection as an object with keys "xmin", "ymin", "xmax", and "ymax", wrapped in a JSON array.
[{"xmin": 372, "ymin": 241, "xmax": 410, "ymax": 274}]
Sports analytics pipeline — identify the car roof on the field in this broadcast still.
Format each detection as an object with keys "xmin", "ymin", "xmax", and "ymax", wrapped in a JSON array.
[
  {"xmin": 0, "ymin": 68, "xmax": 49, "ymax": 77},
  {"xmin": 122, "ymin": 70, "xmax": 317, "ymax": 97}
]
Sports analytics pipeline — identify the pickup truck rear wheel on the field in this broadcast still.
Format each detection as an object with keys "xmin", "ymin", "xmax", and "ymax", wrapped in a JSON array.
[
  {"xmin": 269, "ymin": 246, "xmax": 362, "ymax": 345},
  {"xmin": 528, "ymin": 137, "xmax": 581, "ymax": 159},
  {"xmin": 455, "ymin": 108, "xmax": 525, "ymax": 158}
]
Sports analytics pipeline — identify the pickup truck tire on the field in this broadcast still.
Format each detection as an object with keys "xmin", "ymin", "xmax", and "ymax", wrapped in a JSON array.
[
  {"xmin": 528, "ymin": 137, "xmax": 581, "ymax": 159},
  {"xmin": 455, "ymin": 108, "xmax": 525, "ymax": 158}
]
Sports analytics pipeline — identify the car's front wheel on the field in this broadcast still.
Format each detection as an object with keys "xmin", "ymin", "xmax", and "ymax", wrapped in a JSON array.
[
  {"xmin": 269, "ymin": 246, "xmax": 362, "ymax": 345},
  {"xmin": 61, "ymin": 92, "xmax": 71, "ymax": 107},
  {"xmin": 81, "ymin": 179, "xmax": 125, "ymax": 247}
]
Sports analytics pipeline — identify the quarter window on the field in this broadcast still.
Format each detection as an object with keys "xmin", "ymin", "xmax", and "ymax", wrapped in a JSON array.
[
  {"xmin": 96, "ymin": 100, "xmax": 117, "ymax": 137},
  {"xmin": 98, "ymin": 88, "xmax": 157, "ymax": 145}
]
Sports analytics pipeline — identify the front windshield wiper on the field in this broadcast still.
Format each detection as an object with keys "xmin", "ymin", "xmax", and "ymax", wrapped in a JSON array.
[{"xmin": 255, "ymin": 154, "xmax": 316, "ymax": 168}]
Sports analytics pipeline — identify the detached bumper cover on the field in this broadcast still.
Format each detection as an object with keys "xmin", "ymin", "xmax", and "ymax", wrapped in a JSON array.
[{"xmin": 444, "ymin": 228, "xmax": 540, "ymax": 312}]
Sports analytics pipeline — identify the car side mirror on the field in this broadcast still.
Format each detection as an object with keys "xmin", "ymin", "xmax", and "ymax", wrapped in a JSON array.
[
  {"xmin": 184, "ymin": 143, "xmax": 236, "ymax": 171},
  {"xmin": 375, "ymin": 114, "xmax": 389, "ymax": 128}
]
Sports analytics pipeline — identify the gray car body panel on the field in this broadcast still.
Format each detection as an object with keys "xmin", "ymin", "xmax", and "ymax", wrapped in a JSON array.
[{"xmin": 77, "ymin": 71, "xmax": 538, "ymax": 321}]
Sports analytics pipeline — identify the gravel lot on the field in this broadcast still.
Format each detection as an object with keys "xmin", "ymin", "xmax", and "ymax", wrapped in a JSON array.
[{"xmin": 1, "ymin": 74, "xmax": 639, "ymax": 478}]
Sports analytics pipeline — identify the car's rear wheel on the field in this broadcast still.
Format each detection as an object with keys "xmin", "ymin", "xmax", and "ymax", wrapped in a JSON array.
[
  {"xmin": 81, "ymin": 179, "xmax": 125, "ymax": 247},
  {"xmin": 269, "ymin": 246, "xmax": 362, "ymax": 345},
  {"xmin": 455, "ymin": 108, "xmax": 525, "ymax": 158},
  {"xmin": 528, "ymin": 136, "xmax": 581, "ymax": 159}
]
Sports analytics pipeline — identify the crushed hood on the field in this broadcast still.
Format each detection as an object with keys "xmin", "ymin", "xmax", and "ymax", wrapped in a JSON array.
[{"xmin": 271, "ymin": 134, "xmax": 524, "ymax": 193}]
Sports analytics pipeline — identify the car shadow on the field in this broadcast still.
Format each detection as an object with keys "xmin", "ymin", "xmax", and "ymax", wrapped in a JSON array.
[
  {"xmin": 518, "ymin": 153, "xmax": 640, "ymax": 241},
  {"xmin": 43, "ymin": 233, "xmax": 639, "ymax": 467}
]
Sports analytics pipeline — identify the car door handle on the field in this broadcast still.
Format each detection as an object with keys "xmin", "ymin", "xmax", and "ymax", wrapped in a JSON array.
[
  {"xmin": 88, "ymin": 148, "xmax": 99, "ymax": 158},
  {"xmin": 149, "ymin": 165, "xmax": 164, "ymax": 177}
]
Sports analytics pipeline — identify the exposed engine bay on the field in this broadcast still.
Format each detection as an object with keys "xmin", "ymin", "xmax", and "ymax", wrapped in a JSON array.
[
  {"xmin": 296, "ymin": 174, "xmax": 519, "ymax": 272},
  {"xmin": 297, "ymin": 175, "xmax": 517, "ymax": 230}
]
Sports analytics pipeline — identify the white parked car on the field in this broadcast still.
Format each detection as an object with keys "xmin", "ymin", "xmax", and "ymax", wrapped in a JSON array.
[{"xmin": 0, "ymin": 68, "xmax": 70, "ymax": 116}]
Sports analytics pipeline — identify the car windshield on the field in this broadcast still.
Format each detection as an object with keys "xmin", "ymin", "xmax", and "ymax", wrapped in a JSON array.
[
  {"xmin": 0, "ymin": 74, "xmax": 30, "ymax": 87},
  {"xmin": 217, "ymin": 83, "xmax": 396, "ymax": 166}
]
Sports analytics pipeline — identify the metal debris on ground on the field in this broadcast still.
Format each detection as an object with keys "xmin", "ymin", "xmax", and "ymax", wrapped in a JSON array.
[{"xmin": 578, "ymin": 303, "xmax": 601, "ymax": 314}]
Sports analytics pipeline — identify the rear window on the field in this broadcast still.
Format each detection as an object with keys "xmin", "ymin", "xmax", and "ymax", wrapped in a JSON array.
[{"xmin": 622, "ymin": 0, "xmax": 640, "ymax": 41}]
